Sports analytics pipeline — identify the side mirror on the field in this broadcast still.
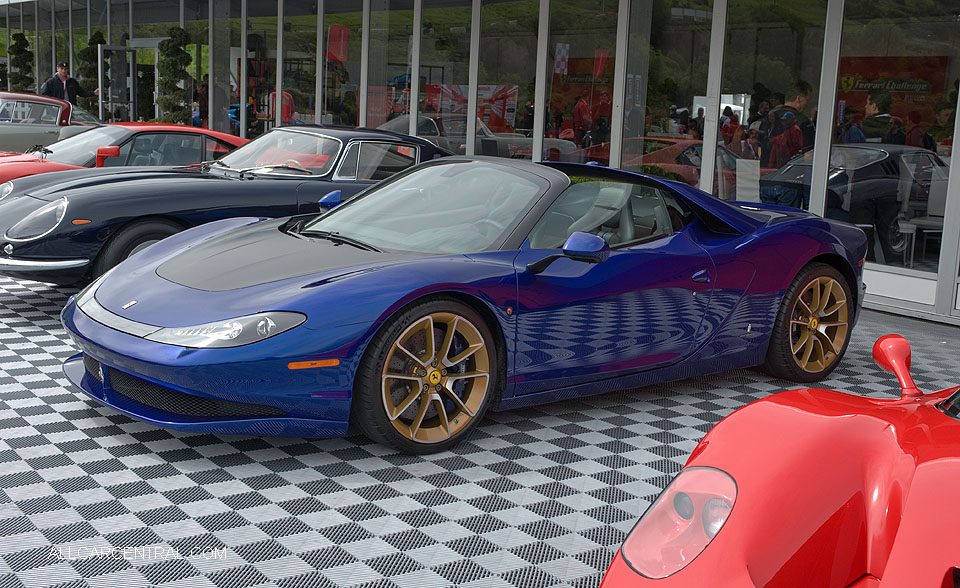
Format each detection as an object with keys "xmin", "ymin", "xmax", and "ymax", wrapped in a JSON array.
[
  {"xmin": 318, "ymin": 189, "xmax": 342, "ymax": 209},
  {"xmin": 95, "ymin": 145, "xmax": 121, "ymax": 167},
  {"xmin": 527, "ymin": 231, "xmax": 610, "ymax": 274},
  {"xmin": 873, "ymin": 334, "xmax": 921, "ymax": 397}
]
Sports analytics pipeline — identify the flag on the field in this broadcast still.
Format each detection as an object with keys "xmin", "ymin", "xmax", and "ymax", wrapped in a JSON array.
[{"xmin": 594, "ymin": 48, "xmax": 609, "ymax": 80}]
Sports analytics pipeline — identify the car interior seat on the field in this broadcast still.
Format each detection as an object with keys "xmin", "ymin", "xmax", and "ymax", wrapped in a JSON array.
[{"xmin": 567, "ymin": 184, "xmax": 634, "ymax": 245}]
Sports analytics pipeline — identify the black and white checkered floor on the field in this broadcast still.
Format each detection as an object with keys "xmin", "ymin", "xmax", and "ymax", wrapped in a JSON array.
[{"xmin": 1, "ymin": 276, "xmax": 958, "ymax": 588}]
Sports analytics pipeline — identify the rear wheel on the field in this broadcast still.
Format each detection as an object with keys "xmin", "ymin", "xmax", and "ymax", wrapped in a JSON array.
[
  {"xmin": 93, "ymin": 220, "xmax": 181, "ymax": 278},
  {"xmin": 352, "ymin": 298, "xmax": 501, "ymax": 454},
  {"xmin": 764, "ymin": 263, "xmax": 852, "ymax": 382}
]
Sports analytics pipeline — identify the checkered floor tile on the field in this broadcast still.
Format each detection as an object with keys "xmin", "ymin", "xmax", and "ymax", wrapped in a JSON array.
[{"xmin": 0, "ymin": 276, "xmax": 958, "ymax": 588}]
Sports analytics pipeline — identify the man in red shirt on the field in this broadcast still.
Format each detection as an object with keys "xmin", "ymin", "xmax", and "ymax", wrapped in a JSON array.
[{"xmin": 769, "ymin": 111, "xmax": 803, "ymax": 168}]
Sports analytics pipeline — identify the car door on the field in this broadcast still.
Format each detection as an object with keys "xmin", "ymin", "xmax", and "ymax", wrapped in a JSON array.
[
  {"xmin": 299, "ymin": 140, "xmax": 420, "ymax": 213},
  {"xmin": 0, "ymin": 100, "xmax": 63, "ymax": 151},
  {"xmin": 512, "ymin": 177, "xmax": 715, "ymax": 396}
]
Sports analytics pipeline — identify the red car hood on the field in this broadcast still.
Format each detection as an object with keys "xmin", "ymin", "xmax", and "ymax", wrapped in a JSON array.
[
  {"xmin": 0, "ymin": 152, "xmax": 82, "ymax": 182},
  {"xmin": 603, "ymin": 386, "xmax": 960, "ymax": 588}
]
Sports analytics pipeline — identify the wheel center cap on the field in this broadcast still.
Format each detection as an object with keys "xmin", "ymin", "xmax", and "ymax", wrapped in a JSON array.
[
  {"xmin": 808, "ymin": 317, "xmax": 819, "ymax": 329},
  {"xmin": 428, "ymin": 370, "xmax": 442, "ymax": 385}
]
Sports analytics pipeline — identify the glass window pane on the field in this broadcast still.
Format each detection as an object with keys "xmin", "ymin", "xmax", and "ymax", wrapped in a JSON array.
[
  {"xmin": 322, "ymin": 1, "xmax": 363, "ymax": 126},
  {"xmin": 367, "ymin": 1, "xmax": 413, "ymax": 129},
  {"xmin": 830, "ymin": 2, "xmax": 960, "ymax": 272},
  {"xmin": 623, "ymin": 1, "xmax": 712, "ymax": 185},
  {"xmin": 282, "ymin": 0, "xmax": 318, "ymax": 126},
  {"xmin": 210, "ymin": 0, "xmax": 241, "ymax": 134},
  {"xmin": 543, "ymin": 1, "xmax": 618, "ymax": 165},
  {"xmin": 719, "ymin": 1, "xmax": 825, "ymax": 205},
  {"xmin": 475, "ymin": 0, "xmax": 538, "ymax": 160},
  {"xmin": 247, "ymin": 1, "xmax": 278, "ymax": 137},
  {"xmin": 356, "ymin": 142, "xmax": 417, "ymax": 180},
  {"xmin": 417, "ymin": 0, "xmax": 471, "ymax": 153}
]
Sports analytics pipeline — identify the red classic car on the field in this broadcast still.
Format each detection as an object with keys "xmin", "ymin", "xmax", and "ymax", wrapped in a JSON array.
[
  {"xmin": 601, "ymin": 334, "xmax": 960, "ymax": 588},
  {"xmin": 0, "ymin": 91, "xmax": 101, "ymax": 151},
  {"xmin": 574, "ymin": 137, "xmax": 776, "ymax": 199},
  {"xmin": 0, "ymin": 122, "xmax": 248, "ymax": 183}
]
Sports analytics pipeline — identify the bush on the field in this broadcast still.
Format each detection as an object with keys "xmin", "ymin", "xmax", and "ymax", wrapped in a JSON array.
[
  {"xmin": 156, "ymin": 27, "xmax": 192, "ymax": 123},
  {"xmin": 76, "ymin": 32, "xmax": 109, "ymax": 113},
  {"xmin": 9, "ymin": 33, "xmax": 33, "ymax": 91}
]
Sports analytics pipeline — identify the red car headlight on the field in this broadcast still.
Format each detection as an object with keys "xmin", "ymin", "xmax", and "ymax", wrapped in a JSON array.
[{"xmin": 621, "ymin": 467, "xmax": 737, "ymax": 579}]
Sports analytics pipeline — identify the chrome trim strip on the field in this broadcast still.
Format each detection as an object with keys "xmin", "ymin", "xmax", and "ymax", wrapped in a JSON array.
[
  {"xmin": 77, "ymin": 291, "xmax": 160, "ymax": 338},
  {"xmin": 0, "ymin": 257, "xmax": 89, "ymax": 271}
]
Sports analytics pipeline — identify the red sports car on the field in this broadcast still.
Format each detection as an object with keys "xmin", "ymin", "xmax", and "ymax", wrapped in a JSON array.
[
  {"xmin": 601, "ymin": 334, "xmax": 960, "ymax": 588},
  {"xmin": 0, "ymin": 122, "xmax": 248, "ymax": 183}
]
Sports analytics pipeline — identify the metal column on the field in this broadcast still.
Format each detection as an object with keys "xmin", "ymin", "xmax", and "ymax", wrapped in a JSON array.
[
  {"xmin": 314, "ymin": 0, "xmax": 324, "ymax": 125},
  {"xmin": 808, "ymin": 0, "xmax": 845, "ymax": 218},
  {"xmin": 358, "ymin": 0, "xmax": 370, "ymax": 127},
  {"xmin": 464, "ymin": 0, "xmax": 480, "ymax": 156},
  {"xmin": 608, "ymin": 0, "xmax": 631, "ymax": 168},
  {"xmin": 275, "ymin": 0, "xmax": 284, "ymax": 128},
  {"xmin": 531, "ymin": 0, "xmax": 549, "ymax": 162},
  {"xmin": 697, "ymin": 0, "xmax": 727, "ymax": 195},
  {"xmin": 408, "ymin": 0, "xmax": 422, "ymax": 137},
  {"xmin": 240, "ymin": 0, "xmax": 248, "ymax": 137}
]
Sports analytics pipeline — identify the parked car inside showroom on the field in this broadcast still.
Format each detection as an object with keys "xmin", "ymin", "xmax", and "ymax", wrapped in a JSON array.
[
  {"xmin": 0, "ymin": 125, "xmax": 449, "ymax": 285},
  {"xmin": 0, "ymin": 122, "xmax": 248, "ymax": 183},
  {"xmin": 378, "ymin": 113, "xmax": 581, "ymax": 161},
  {"xmin": 61, "ymin": 157, "xmax": 867, "ymax": 455},
  {"xmin": 600, "ymin": 334, "xmax": 960, "ymax": 588},
  {"xmin": 0, "ymin": 91, "xmax": 101, "ymax": 151},
  {"xmin": 759, "ymin": 144, "xmax": 948, "ymax": 266}
]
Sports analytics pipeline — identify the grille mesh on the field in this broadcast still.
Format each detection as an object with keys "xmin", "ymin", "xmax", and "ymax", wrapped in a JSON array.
[
  {"xmin": 83, "ymin": 354, "xmax": 103, "ymax": 382},
  {"xmin": 107, "ymin": 368, "xmax": 284, "ymax": 419}
]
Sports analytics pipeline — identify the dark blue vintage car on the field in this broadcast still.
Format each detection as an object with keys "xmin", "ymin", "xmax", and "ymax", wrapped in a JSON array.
[{"xmin": 0, "ymin": 126, "xmax": 450, "ymax": 284}]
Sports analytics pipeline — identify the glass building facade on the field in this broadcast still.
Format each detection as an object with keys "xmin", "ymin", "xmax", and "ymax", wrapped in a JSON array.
[{"xmin": 1, "ymin": 0, "xmax": 960, "ymax": 324}]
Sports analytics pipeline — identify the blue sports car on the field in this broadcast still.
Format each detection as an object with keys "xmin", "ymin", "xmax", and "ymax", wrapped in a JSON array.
[{"xmin": 61, "ymin": 158, "xmax": 868, "ymax": 453}]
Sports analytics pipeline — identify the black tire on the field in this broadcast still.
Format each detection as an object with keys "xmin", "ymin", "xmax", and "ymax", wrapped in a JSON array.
[
  {"xmin": 93, "ymin": 220, "xmax": 181, "ymax": 278},
  {"xmin": 352, "ymin": 297, "xmax": 503, "ymax": 454},
  {"xmin": 764, "ymin": 263, "xmax": 853, "ymax": 383}
]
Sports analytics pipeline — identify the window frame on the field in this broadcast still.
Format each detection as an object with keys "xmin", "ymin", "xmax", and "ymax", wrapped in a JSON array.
[
  {"xmin": 332, "ymin": 140, "xmax": 421, "ymax": 182},
  {"xmin": 526, "ymin": 177, "xmax": 693, "ymax": 251}
]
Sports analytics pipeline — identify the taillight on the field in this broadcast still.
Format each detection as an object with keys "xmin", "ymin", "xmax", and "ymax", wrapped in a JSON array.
[{"xmin": 620, "ymin": 467, "xmax": 737, "ymax": 579}]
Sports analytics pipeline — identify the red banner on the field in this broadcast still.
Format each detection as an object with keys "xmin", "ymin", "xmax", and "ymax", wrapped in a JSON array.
[
  {"xmin": 593, "ymin": 49, "xmax": 610, "ymax": 81},
  {"xmin": 327, "ymin": 24, "xmax": 349, "ymax": 63}
]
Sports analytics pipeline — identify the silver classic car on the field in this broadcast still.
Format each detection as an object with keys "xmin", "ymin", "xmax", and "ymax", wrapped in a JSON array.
[{"xmin": 0, "ymin": 92, "xmax": 100, "ymax": 151}]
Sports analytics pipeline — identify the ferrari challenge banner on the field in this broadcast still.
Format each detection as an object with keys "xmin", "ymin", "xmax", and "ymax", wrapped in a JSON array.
[{"xmin": 837, "ymin": 55, "xmax": 950, "ymax": 122}]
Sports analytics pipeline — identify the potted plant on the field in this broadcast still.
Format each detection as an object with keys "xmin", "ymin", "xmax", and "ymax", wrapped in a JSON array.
[{"xmin": 156, "ymin": 27, "xmax": 193, "ymax": 124}]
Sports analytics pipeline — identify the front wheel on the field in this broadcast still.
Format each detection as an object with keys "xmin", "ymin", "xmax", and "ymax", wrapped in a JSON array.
[
  {"xmin": 764, "ymin": 263, "xmax": 853, "ymax": 382},
  {"xmin": 352, "ymin": 298, "xmax": 501, "ymax": 454},
  {"xmin": 92, "ymin": 220, "xmax": 181, "ymax": 278}
]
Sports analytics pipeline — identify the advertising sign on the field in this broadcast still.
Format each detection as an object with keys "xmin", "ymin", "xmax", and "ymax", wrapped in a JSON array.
[{"xmin": 837, "ymin": 55, "xmax": 950, "ymax": 123}]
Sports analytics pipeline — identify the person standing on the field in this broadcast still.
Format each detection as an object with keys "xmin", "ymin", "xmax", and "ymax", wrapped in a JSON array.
[
  {"xmin": 39, "ymin": 62, "xmax": 99, "ymax": 104},
  {"xmin": 572, "ymin": 95, "xmax": 592, "ymax": 145},
  {"xmin": 769, "ymin": 111, "xmax": 804, "ymax": 168},
  {"xmin": 883, "ymin": 116, "xmax": 906, "ymax": 145}
]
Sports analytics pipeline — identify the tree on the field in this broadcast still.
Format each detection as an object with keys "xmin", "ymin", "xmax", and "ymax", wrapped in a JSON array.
[
  {"xmin": 156, "ymin": 27, "xmax": 193, "ymax": 123},
  {"xmin": 76, "ymin": 31, "xmax": 109, "ymax": 113},
  {"xmin": 9, "ymin": 33, "xmax": 34, "ymax": 92},
  {"xmin": 0, "ymin": 63, "xmax": 7, "ymax": 91}
]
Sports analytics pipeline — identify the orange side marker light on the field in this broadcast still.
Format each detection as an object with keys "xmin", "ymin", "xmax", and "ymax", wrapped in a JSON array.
[{"xmin": 288, "ymin": 359, "xmax": 340, "ymax": 370}]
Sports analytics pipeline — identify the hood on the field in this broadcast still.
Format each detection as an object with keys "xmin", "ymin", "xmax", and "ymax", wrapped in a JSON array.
[
  {"xmin": 0, "ymin": 151, "xmax": 43, "ymax": 163},
  {"xmin": 13, "ymin": 166, "xmax": 216, "ymax": 201},
  {"xmin": 91, "ymin": 218, "xmax": 418, "ymax": 327},
  {"xmin": 155, "ymin": 219, "xmax": 411, "ymax": 291}
]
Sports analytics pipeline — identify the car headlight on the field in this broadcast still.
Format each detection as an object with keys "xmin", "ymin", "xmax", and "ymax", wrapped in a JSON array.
[
  {"xmin": 144, "ymin": 312, "xmax": 306, "ymax": 348},
  {"xmin": 5, "ymin": 197, "xmax": 68, "ymax": 241},
  {"xmin": 0, "ymin": 182, "xmax": 13, "ymax": 201},
  {"xmin": 620, "ymin": 467, "xmax": 736, "ymax": 579}
]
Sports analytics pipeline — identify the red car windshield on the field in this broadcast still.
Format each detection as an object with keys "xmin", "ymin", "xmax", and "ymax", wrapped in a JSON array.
[
  {"xmin": 218, "ymin": 129, "xmax": 340, "ymax": 175},
  {"xmin": 42, "ymin": 125, "xmax": 131, "ymax": 166}
]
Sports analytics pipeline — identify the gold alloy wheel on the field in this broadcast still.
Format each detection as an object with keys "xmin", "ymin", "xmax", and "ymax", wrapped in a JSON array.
[
  {"xmin": 789, "ymin": 276, "xmax": 849, "ymax": 373},
  {"xmin": 381, "ymin": 312, "xmax": 490, "ymax": 444}
]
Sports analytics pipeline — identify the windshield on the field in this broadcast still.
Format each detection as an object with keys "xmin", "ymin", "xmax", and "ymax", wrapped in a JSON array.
[
  {"xmin": 300, "ymin": 161, "xmax": 547, "ymax": 253},
  {"xmin": 70, "ymin": 106, "xmax": 101, "ymax": 124},
  {"xmin": 219, "ymin": 129, "xmax": 341, "ymax": 175},
  {"xmin": 43, "ymin": 125, "xmax": 130, "ymax": 165},
  {"xmin": 785, "ymin": 146, "xmax": 886, "ymax": 170}
]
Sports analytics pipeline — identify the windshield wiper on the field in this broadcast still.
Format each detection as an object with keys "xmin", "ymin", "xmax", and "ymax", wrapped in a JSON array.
[
  {"xmin": 199, "ymin": 159, "xmax": 229, "ymax": 171},
  {"xmin": 299, "ymin": 230, "xmax": 381, "ymax": 252},
  {"xmin": 238, "ymin": 162, "xmax": 314, "ymax": 178}
]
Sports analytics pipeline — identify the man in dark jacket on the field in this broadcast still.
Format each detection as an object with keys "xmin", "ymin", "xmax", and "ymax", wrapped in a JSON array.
[{"xmin": 39, "ymin": 62, "xmax": 99, "ymax": 105}]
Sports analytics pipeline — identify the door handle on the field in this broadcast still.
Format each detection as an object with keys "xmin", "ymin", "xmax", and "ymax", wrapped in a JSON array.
[{"xmin": 692, "ymin": 269, "xmax": 711, "ymax": 284}]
